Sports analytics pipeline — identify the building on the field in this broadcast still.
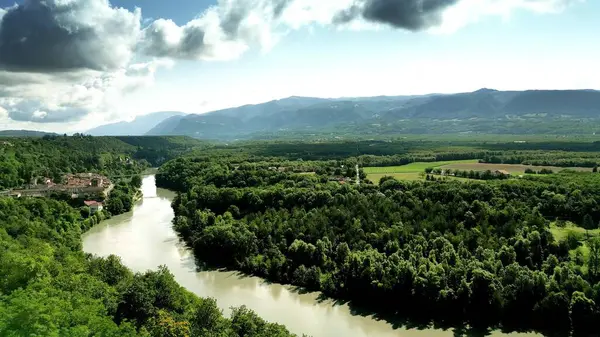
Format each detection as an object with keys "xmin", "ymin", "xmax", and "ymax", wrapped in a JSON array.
[
  {"xmin": 495, "ymin": 170, "xmax": 511, "ymax": 176},
  {"xmin": 84, "ymin": 200, "xmax": 104, "ymax": 214}
]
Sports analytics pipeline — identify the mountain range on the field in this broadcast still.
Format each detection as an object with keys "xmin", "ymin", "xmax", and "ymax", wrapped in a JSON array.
[
  {"xmin": 86, "ymin": 111, "xmax": 184, "ymax": 136},
  {"xmin": 79, "ymin": 89, "xmax": 600, "ymax": 139},
  {"xmin": 144, "ymin": 89, "xmax": 600, "ymax": 139}
]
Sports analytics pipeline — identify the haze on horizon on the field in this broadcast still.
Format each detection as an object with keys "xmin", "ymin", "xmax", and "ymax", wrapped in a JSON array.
[{"xmin": 0, "ymin": 0, "xmax": 598, "ymax": 133}]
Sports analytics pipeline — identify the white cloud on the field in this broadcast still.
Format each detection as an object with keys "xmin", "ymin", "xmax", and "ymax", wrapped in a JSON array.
[
  {"xmin": 432, "ymin": 0, "xmax": 582, "ymax": 34},
  {"xmin": 0, "ymin": 59, "xmax": 171, "ymax": 124}
]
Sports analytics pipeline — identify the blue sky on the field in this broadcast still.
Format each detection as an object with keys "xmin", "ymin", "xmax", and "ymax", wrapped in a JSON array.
[
  {"xmin": 137, "ymin": 0, "xmax": 599, "ymax": 112},
  {"xmin": 0, "ymin": 0, "xmax": 598, "ymax": 131}
]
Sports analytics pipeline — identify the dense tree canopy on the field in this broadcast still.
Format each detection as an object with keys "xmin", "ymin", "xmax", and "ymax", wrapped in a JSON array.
[
  {"xmin": 0, "ymin": 135, "xmax": 203, "ymax": 189},
  {"xmin": 0, "ymin": 196, "xmax": 302, "ymax": 336},
  {"xmin": 5, "ymin": 136, "xmax": 600, "ymax": 336},
  {"xmin": 158, "ymin": 152, "xmax": 600, "ymax": 336}
]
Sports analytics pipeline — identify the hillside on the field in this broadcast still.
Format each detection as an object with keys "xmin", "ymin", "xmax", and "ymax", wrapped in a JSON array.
[
  {"xmin": 147, "ymin": 89, "xmax": 600, "ymax": 139},
  {"xmin": 86, "ymin": 111, "xmax": 185, "ymax": 136}
]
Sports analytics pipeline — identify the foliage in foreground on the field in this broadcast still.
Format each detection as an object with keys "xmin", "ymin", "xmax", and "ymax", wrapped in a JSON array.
[{"xmin": 0, "ymin": 196, "xmax": 301, "ymax": 337}]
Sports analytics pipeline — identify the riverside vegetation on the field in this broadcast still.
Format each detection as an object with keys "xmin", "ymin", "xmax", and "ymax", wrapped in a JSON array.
[
  {"xmin": 157, "ymin": 139, "xmax": 600, "ymax": 337},
  {"xmin": 0, "ymin": 135, "xmax": 301, "ymax": 337}
]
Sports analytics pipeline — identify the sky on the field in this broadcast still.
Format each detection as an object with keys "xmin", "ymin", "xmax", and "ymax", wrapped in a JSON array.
[{"xmin": 0, "ymin": 0, "xmax": 598, "ymax": 132}]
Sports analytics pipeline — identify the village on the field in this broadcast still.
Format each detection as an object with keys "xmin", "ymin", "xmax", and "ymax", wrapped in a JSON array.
[{"xmin": 0, "ymin": 173, "xmax": 114, "ymax": 205}]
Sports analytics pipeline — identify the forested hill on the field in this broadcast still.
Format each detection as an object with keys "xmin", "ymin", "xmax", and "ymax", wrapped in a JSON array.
[
  {"xmin": 0, "ymin": 135, "xmax": 204, "ymax": 189},
  {"xmin": 147, "ymin": 89, "xmax": 600, "ymax": 139}
]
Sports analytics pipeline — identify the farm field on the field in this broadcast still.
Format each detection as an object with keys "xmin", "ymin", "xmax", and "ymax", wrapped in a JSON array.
[
  {"xmin": 439, "ymin": 162, "xmax": 592, "ymax": 174},
  {"xmin": 364, "ymin": 160, "xmax": 478, "ymax": 183},
  {"xmin": 363, "ymin": 159, "xmax": 478, "ymax": 174}
]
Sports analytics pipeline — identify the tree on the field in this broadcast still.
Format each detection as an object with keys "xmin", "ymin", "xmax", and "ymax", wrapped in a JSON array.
[
  {"xmin": 570, "ymin": 292, "xmax": 598, "ymax": 336},
  {"xmin": 583, "ymin": 214, "xmax": 595, "ymax": 230},
  {"xmin": 533, "ymin": 292, "xmax": 570, "ymax": 332},
  {"xmin": 131, "ymin": 175, "xmax": 143, "ymax": 189},
  {"xmin": 588, "ymin": 238, "xmax": 600, "ymax": 281},
  {"xmin": 190, "ymin": 297, "xmax": 225, "ymax": 334},
  {"xmin": 566, "ymin": 232, "xmax": 582, "ymax": 250},
  {"xmin": 107, "ymin": 197, "xmax": 125, "ymax": 215},
  {"xmin": 146, "ymin": 310, "xmax": 191, "ymax": 337}
]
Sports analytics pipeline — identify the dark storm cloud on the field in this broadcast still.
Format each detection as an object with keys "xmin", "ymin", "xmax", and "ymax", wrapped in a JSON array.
[
  {"xmin": 0, "ymin": 0, "xmax": 139, "ymax": 72},
  {"xmin": 272, "ymin": 0, "xmax": 293, "ymax": 17},
  {"xmin": 219, "ymin": 0, "xmax": 292, "ymax": 38},
  {"xmin": 220, "ymin": 6, "xmax": 246, "ymax": 36},
  {"xmin": 333, "ymin": 0, "xmax": 460, "ymax": 31}
]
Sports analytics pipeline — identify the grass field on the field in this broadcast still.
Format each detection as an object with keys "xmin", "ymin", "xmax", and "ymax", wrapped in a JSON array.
[
  {"xmin": 550, "ymin": 221, "xmax": 600, "ymax": 266},
  {"xmin": 367, "ymin": 173, "xmax": 424, "ymax": 184},
  {"xmin": 364, "ymin": 160, "xmax": 478, "ymax": 184},
  {"xmin": 549, "ymin": 221, "xmax": 600, "ymax": 241},
  {"xmin": 364, "ymin": 160, "xmax": 478, "ymax": 174},
  {"xmin": 439, "ymin": 163, "xmax": 592, "ymax": 175},
  {"xmin": 365, "ymin": 160, "xmax": 593, "ymax": 184}
]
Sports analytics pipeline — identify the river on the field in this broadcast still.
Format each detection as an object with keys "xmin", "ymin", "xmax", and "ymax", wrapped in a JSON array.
[{"xmin": 82, "ymin": 175, "xmax": 539, "ymax": 337}]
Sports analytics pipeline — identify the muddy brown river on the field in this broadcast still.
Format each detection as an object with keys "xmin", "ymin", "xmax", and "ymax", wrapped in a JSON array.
[{"xmin": 82, "ymin": 175, "xmax": 540, "ymax": 337}]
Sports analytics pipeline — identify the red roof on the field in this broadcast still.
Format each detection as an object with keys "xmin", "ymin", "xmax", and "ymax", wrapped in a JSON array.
[{"xmin": 84, "ymin": 200, "xmax": 102, "ymax": 206}]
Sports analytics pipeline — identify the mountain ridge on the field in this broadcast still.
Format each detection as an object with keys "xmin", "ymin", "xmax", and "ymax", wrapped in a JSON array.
[{"xmin": 147, "ymin": 88, "xmax": 600, "ymax": 139}]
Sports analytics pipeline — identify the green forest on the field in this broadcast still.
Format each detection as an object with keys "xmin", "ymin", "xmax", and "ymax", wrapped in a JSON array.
[
  {"xmin": 0, "ymin": 136, "xmax": 300, "ymax": 337},
  {"xmin": 5, "ymin": 135, "xmax": 600, "ymax": 336},
  {"xmin": 156, "ymin": 140, "xmax": 600, "ymax": 337}
]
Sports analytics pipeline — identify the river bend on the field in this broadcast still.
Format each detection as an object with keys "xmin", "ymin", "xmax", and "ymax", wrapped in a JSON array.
[{"xmin": 82, "ymin": 175, "xmax": 538, "ymax": 337}]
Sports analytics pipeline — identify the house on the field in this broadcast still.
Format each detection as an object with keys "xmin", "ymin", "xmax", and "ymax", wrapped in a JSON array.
[
  {"xmin": 84, "ymin": 200, "xmax": 104, "ymax": 214},
  {"xmin": 495, "ymin": 170, "xmax": 511, "ymax": 176}
]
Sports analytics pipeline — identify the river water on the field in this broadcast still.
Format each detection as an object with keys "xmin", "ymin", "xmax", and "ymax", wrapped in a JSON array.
[{"xmin": 82, "ymin": 175, "xmax": 539, "ymax": 337}]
